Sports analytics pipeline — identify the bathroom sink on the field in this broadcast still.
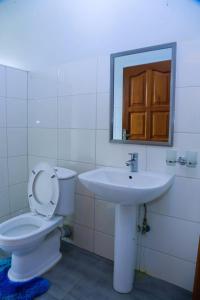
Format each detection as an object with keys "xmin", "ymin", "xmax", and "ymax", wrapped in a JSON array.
[
  {"xmin": 78, "ymin": 167, "xmax": 174, "ymax": 205},
  {"xmin": 79, "ymin": 167, "xmax": 174, "ymax": 294}
]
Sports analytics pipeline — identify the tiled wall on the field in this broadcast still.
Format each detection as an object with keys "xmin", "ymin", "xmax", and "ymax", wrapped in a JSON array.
[
  {"xmin": 0, "ymin": 65, "xmax": 28, "ymax": 224},
  {"xmin": 28, "ymin": 39, "xmax": 200, "ymax": 291}
]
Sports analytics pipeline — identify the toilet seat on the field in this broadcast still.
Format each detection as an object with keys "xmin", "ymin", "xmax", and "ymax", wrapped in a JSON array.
[
  {"xmin": 0, "ymin": 213, "xmax": 63, "ymax": 248},
  {"xmin": 28, "ymin": 163, "xmax": 59, "ymax": 219}
]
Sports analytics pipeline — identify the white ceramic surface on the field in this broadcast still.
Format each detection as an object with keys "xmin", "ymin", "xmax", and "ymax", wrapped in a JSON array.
[
  {"xmin": 0, "ymin": 165, "xmax": 77, "ymax": 282},
  {"xmin": 78, "ymin": 167, "xmax": 174, "ymax": 205},
  {"xmin": 79, "ymin": 167, "xmax": 174, "ymax": 293}
]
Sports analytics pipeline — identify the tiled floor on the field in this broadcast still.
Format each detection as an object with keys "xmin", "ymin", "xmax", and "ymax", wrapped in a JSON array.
[{"xmin": 37, "ymin": 243, "xmax": 192, "ymax": 300}]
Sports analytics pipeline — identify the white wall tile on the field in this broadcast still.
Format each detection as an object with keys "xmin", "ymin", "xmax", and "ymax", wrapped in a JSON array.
[
  {"xmin": 0, "ymin": 66, "xmax": 6, "ymax": 97},
  {"xmin": 70, "ymin": 129, "xmax": 96, "ymax": 164},
  {"xmin": 0, "ymin": 215, "xmax": 10, "ymax": 224},
  {"xmin": 28, "ymin": 69, "xmax": 58, "ymax": 99},
  {"xmin": 74, "ymin": 224, "xmax": 94, "ymax": 252},
  {"xmin": 28, "ymin": 128, "xmax": 57, "ymax": 158},
  {"xmin": 58, "ymin": 58, "xmax": 97, "ymax": 96},
  {"xmin": 7, "ymin": 99, "xmax": 27, "ymax": 127},
  {"xmin": 175, "ymin": 87, "xmax": 200, "ymax": 133},
  {"xmin": 0, "ymin": 98, "xmax": 6, "ymax": 127},
  {"xmin": 6, "ymin": 67, "xmax": 27, "ymax": 99},
  {"xmin": 96, "ymin": 93, "xmax": 109, "ymax": 129},
  {"xmin": 8, "ymin": 156, "xmax": 28, "ymax": 185},
  {"xmin": 0, "ymin": 159, "xmax": 8, "ymax": 190},
  {"xmin": 58, "ymin": 94, "xmax": 96, "ymax": 129},
  {"xmin": 28, "ymin": 155, "xmax": 57, "ymax": 173},
  {"xmin": 7, "ymin": 128, "xmax": 27, "ymax": 156},
  {"xmin": 96, "ymin": 130, "xmax": 147, "ymax": 169},
  {"xmin": 0, "ymin": 189, "xmax": 9, "ymax": 218},
  {"xmin": 74, "ymin": 194, "xmax": 94, "ymax": 228},
  {"xmin": 141, "ymin": 247, "xmax": 195, "ymax": 291},
  {"xmin": 0, "ymin": 128, "xmax": 7, "ymax": 157},
  {"xmin": 58, "ymin": 129, "xmax": 71, "ymax": 161},
  {"xmin": 11, "ymin": 207, "xmax": 29, "ymax": 218},
  {"xmin": 176, "ymin": 40, "xmax": 200, "ymax": 87},
  {"xmin": 58, "ymin": 129, "xmax": 95, "ymax": 163},
  {"xmin": 95, "ymin": 198, "xmax": 115, "ymax": 236},
  {"xmin": 149, "ymin": 176, "xmax": 200, "ymax": 223},
  {"xmin": 0, "ymin": 65, "xmax": 28, "ymax": 229},
  {"xmin": 58, "ymin": 129, "xmax": 70, "ymax": 161},
  {"xmin": 94, "ymin": 231, "xmax": 114, "ymax": 260},
  {"xmin": 9, "ymin": 182, "xmax": 28, "ymax": 213},
  {"xmin": 174, "ymin": 132, "xmax": 200, "ymax": 149},
  {"xmin": 140, "ymin": 212, "xmax": 200, "ymax": 263},
  {"xmin": 28, "ymin": 98, "xmax": 57, "ymax": 128},
  {"xmin": 97, "ymin": 56, "xmax": 110, "ymax": 93}
]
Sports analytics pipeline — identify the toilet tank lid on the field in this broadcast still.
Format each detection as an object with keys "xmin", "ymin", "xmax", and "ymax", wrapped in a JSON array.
[{"xmin": 54, "ymin": 167, "xmax": 77, "ymax": 179}]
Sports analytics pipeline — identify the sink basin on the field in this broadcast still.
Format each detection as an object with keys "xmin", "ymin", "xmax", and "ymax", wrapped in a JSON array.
[
  {"xmin": 78, "ymin": 167, "xmax": 174, "ymax": 294},
  {"xmin": 79, "ymin": 167, "xmax": 174, "ymax": 205}
]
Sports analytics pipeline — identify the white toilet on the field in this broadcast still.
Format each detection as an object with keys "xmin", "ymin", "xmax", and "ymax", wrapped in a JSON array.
[{"xmin": 0, "ymin": 162, "xmax": 77, "ymax": 282}]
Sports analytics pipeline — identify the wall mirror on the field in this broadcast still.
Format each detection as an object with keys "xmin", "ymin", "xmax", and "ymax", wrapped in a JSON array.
[{"xmin": 110, "ymin": 42, "xmax": 176, "ymax": 146}]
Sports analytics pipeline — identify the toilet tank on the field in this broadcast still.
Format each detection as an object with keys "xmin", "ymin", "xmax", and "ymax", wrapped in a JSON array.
[{"xmin": 54, "ymin": 167, "xmax": 77, "ymax": 216}]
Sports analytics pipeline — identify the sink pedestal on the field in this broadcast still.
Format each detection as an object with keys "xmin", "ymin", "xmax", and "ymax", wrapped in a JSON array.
[
  {"xmin": 113, "ymin": 204, "xmax": 137, "ymax": 293},
  {"xmin": 78, "ymin": 167, "xmax": 174, "ymax": 293}
]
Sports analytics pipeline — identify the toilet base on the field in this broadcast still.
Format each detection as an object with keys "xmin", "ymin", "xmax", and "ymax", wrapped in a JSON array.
[{"xmin": 8, "ymin": 229, "xmax": 61, "ymax": 282}]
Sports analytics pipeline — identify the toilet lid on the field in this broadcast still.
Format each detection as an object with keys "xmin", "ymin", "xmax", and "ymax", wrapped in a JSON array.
[{"xmin": 28, "ymin": 163, "xmax": 59, "ymax": 219}]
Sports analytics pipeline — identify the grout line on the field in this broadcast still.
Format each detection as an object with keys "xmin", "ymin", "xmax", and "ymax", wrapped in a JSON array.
[
  {"xmin": 73, "ymin": 221, "xmax": 114, "ymax": 238},
  {"xmin": 28, "ymin": 92, "xmax": 99, "ymax": 101},
  {"xmin": 94, "ymin": 228, "xmax": 114, "ymax": 238},
  {"xmin": 26, "ymin": 71, "xmax": 29, "ymax": 180},
  {"xmin": 4, "ymin": 67, "xmax": 10, "ymax": 215},
  {"xmin": 0, "ymin": 206, "xmax": 29, "ymax": 221},
  {"xmin": 7, "ymin": 154, "xmax": 28, "ymax": 159},
  {"xmin": 5, "ymin": 126, "xmax": 28, "ymax": 129},
  {"xmin": 74, "ymin": 190, "xmax": 200, "ymax": 226},
  {"xmin": 176, "ymin": 85, "xmax": 200, "ymax": 89},
  {"xmin": 92, "ymin": 57, "xmax": 99, "ymax": 253},
  {"xmin": 174, "ymin": 131, "xmax": 200, "ymax": 135},
  {"xmin": 148, "ymin": 210, "xmax": 200, "ymax": 225},
  {"xmin": 6, "ymin": 97, "xmax": 27, "ymax": 101},
  {"xmin": 26, "ymin": 127, "xmax": 200, "ymax": 136},
  {"xmin": 72, "ymin": 222, "xmax": 171, "ymax": 253},
  {"xmin": 29, "ymin": 127, "xmax": 99, "ymax": 130},
  {"xmin": 57, "ymin": 158, "xmax": 95, "ymax": 167},
  {"xmin": 0, "ymin": 64, "xmax": 28, "ymax": 72},
  {"xmin": 56, "ymin": 67, "xmax": 59, "ymax": 167},
  {"xmin": 139, "ymin": 245, "xmax": 196, "ymax": 265},
  {"xmin": 8, "ymin": 180, "xmax": 28, "ymax": 187},
  {"xmin": 28, "ymin": 96, "xmax": 58, "ymax": 101}
]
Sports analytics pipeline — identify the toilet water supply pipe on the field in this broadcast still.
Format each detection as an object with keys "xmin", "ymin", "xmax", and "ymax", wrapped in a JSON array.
[
  {"xmin": 138, "ymin": 204, "xmax": 151, "ymax": 234},
  {"xmin": 59, "ymin": 206, "xmax": 150, "ymax": 241}
]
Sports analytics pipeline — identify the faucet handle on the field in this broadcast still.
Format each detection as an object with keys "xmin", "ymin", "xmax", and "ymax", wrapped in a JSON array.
[{"xmin": 128, "ymin": 153, "xmax": 138, "ymax": 160}]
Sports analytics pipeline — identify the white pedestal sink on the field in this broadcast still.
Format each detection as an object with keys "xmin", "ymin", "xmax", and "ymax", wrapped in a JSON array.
[{"xmin": 78, "ymin": 167, "xmax": 174, "ymax": 293}]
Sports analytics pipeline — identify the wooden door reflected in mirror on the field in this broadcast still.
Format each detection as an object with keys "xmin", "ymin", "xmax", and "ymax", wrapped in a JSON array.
[{"xmin": 110, "ymin": 43, "xmax": 176, "ymax": 146}]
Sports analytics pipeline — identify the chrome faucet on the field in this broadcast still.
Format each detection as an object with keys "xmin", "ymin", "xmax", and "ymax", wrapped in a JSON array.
[{"xmin": 126, "ymin": 153, "xmax": 138, "ymax": 172}]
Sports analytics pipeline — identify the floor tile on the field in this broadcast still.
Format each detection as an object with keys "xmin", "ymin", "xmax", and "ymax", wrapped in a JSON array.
[{"xmin": 33, "ymin": 243, "xmax": 193, "ymax": 300}]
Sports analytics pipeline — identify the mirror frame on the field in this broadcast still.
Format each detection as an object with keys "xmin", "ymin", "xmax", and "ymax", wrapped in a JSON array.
[{"xmin": 110, "ymin": 42, "xmax": 177, "ymax": 146}]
